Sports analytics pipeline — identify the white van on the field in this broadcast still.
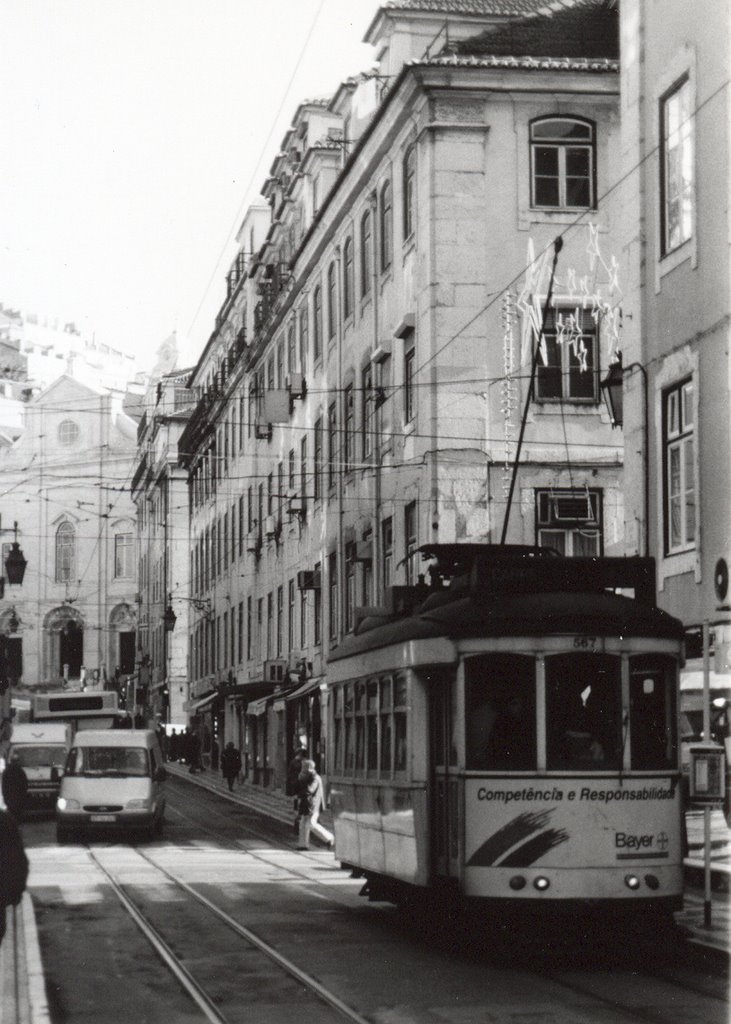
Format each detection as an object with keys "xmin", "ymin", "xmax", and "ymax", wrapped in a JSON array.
[{"xmin": 56, "ymin": 730, "xmax": 166, "ymax": 843}]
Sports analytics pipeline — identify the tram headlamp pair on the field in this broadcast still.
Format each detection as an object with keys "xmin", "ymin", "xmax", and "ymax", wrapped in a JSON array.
[{"xmin": 509, "ymin": 875, "xmax": 550, "ymax": 891}]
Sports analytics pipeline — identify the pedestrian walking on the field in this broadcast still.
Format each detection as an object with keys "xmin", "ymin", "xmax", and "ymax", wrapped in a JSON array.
[
  {"xmin": 287, "ymin": 747, "xmax": 307, "ymax": 835},
  {"xmin": 296, "ymin": 759, "xmax": 334, "ymax": 851},
  {"xmin": 0, "ymin": 808, "xmax": 28, "ymax": 949},
  {"xmin": 1, "ymin": 754, "xmax": 28, "ymax": 822},
  {"xmin": 220, "ymin": 741, "xmax": 242, "ymax": 792}
]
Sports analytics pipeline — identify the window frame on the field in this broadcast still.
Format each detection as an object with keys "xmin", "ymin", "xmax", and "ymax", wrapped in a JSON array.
[
  {"xmin": 343, "ymin": 237, "xmax": 354, "ymax": 320},
  {"xmin": 55, "ymin": 522, "xmax": 76, "ymax": 583},
  {"xmin": 529, "ymin": 116, "xmax": 596, "ymax": 211},
  {"xmin": 535, "ymin": 488, "xmax": 603, "ymax": 557},
  {"xmin": 380, "ymin": 181, "xmax": 392, "ymax": 273},
  {"xmin": 660, "ymin": 76, "xmax": 693, "ymax": 257},
  {"xmin": 403, "ymin": 145, "xmax": 415, "ymax": 241},
  {"xmin": 360, "ymin": 211, "xmax": 372, "ymax": 298},
  {"xmin": 662, "ymin": 377, "xmax": 695, "ymax": 555},
  {"xmin": 534, "ymin": 304, "xmax": 599, "ymax": 404}
]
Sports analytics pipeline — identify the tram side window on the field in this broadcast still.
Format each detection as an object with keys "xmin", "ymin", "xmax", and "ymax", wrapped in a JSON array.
[
  {"xmin": 465, "ymin": 654, "xmax": 536, "ymax": 770},
  {"xmin": 367, "ymin": 679, "xmax": 379, "ymax": 771},
  {"xmin": 333, "ymin": 687, "xmax": 343, "ymax": 771},
  {"xmin": 344, "ymin": 684, "xmax": 354, "ymax": 772},
  {"xmin": 394, "ymin": 674, "xmax": 408, "ymax": 772},
  {"xmin": 545, "ymin": 653, "xmax": 620, "ymax": 770},
  {"xmin": 380, "ymin": 677, "xmax": 393, "ymax": 772},
  {"xmin": 629, "ymin": 655, "xmax": 676, "ymax": 770},
  {"xmin": 355, "ymin": 681, "xmax": 366, "ymax": 770}
]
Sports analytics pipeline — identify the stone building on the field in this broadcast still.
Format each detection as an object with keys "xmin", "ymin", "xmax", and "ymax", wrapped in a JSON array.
[
  {"xmin": 617, "ymin": 1, "xmax": 731, "ymax": 717},
  {"xmin": 177, "ymin": 0, "xmax": 625, "ymax": 789},
  {"xmin": 0, "ymin": 375, "xmax": 139, "ymax": 709},
  {"xmin": 131, "ymin": 368, "xmax": 196, "ymax": 730}
]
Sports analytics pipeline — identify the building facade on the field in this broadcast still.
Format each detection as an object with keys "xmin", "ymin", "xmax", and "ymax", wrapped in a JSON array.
[
  {"xmin": 176, "ymin": 1, "xmax": 627, "ymax": 790},
  {"xmin": 131, "ymin": 370, "xmax": 196, "ymax": 730},
  {"xmin": 0, "ymin": 375, "xmax": 139, "ymax": 714},
  {"xmin": 618, "ymin": 1, "xmax": 731, "ymax": 712}
]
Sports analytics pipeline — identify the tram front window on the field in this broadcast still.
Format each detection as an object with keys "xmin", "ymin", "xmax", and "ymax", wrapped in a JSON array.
[
  {"xmin": 546, "ymin": 654, "xmax": 620, "ymax": 771},
  {"xmin": 465, "ymin": 654, "xmax": 536, "ymax": 770},
  {"xmin": 629, "ymin": 655, "xmax": 676, "ymax": 770}
]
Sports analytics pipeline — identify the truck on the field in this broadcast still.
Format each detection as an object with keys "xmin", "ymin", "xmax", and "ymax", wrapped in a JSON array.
[{"xmin": 6, "ymin": 722, "xmax": 73, "ymax": 811}]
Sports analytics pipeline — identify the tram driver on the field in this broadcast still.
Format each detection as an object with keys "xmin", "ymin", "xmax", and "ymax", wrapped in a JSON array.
[{"xmin": 486, "ymin": 695, "xmax": 535, "ymax": 770}]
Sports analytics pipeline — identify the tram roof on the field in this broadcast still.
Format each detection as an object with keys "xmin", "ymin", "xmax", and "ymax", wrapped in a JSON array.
[{"xmin": 328, "ymin": 590, "xmax": 685, "ymax": 664}]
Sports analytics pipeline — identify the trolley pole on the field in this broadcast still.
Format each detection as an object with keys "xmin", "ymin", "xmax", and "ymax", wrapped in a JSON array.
[{"xmin": 702, "ymin": 619, "xmax": 712, "ymax": 928}]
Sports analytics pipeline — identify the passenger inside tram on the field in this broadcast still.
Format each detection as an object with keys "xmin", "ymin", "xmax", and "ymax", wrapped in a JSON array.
[{"xmin": 546, "ymin": 654, "xmax": 620, "ymax": 770}]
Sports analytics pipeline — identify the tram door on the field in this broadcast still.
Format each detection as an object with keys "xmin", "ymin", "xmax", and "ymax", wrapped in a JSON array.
[{"xmin": 429, "ymin": 677, "xmax": 459, "ymax": 880}]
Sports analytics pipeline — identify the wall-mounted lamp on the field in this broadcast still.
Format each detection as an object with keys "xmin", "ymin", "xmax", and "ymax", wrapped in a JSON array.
[{"xmin": 164, "ymin": 593, "xmax": 212, "ymax": 631}]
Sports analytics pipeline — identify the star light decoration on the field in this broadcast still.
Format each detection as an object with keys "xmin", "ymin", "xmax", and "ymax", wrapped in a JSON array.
[
  {"xmin": 501, "ymin": 226, "xmax": 623, "ymax": 480},
  {"xmin": 514, "ymin": 224, "xmax": 623, "ymax": 370}
]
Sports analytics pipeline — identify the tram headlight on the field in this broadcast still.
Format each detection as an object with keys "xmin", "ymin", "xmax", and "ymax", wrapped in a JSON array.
[
  {"xmin": 624, "ymin": 874, "xmax": 641, "ymax": 890},
  {"xmin": 56, "ymin": 797, "xmax": 80, "ymax": 811},
  {"xmin": 644, "ymin": 874, "xmax": 660, "ymax": 890},
  {"xmin": 509, "ymin": 875, "xmax": 526, "ymax": 891},
  {"xmin": 533, "ymin": 876, "xmax": 550, "ymax": 891}
]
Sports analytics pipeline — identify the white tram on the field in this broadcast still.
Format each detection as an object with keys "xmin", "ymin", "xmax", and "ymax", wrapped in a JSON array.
[{"xmin": 327, "ymin": 545, "xmax": 686, "ymax": 917}]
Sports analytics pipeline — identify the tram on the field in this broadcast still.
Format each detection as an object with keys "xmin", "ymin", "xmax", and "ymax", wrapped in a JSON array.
[{"xmin": 327, "ymin": 545, "xmax": 686, "ymax": 918}]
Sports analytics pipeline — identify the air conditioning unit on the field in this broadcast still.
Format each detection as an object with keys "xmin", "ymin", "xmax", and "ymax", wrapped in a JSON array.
[
  {"xmin": 287, "ymin": 372, "xmax": 307, "ymax": 399},
  {"xmin": 552, "ymin": 492, "xmax": 596, "ymax": 523},
  {"xmin": 297, "ymin": 569, "xmax": 321, "ymax": 591},
  {"xmin": 246, "ymin": 530, "xmax": 261, "ymax": 554},
  {"xmin": 255, "ymin": 418, "xmax": 272, "ymax": 440},
  {"xmin": 288, "ymin": 493, "xmax": 306, "ymax": 515},
  {"xmin": 264, "ymin": 515, "xmax": 278, "ymax": 538},
  {"xmin": 264, "ymin": 659, "xmax": 287, "ymax": 683}
]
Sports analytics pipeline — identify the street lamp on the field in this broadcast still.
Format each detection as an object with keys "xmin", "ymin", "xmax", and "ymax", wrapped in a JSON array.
[
  {"xmin": 600, "ymin": 353, "xmax": 649, "ymax": 557},
  {"xmin": 2, "ymin": 522, "xmax": 27, "ymax": 593}
]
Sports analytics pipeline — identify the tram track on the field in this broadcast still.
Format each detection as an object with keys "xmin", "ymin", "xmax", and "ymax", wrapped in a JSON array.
[
  {"xmin": 165, "ymin": 780, "xmax": 730, "ymax": 1016},
  {"xmin": 85, "ymin": 844, "xmax": 370, "ymax": 1024}
]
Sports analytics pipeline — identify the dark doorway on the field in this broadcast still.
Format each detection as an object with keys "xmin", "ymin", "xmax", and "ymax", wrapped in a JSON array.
[
  {"xmin": 60, "ymin": 622, "xmax": 83, "ymax": 678},
  {"xmin": 6, "ymin": 637, "xmax": 22, "ymax": 682},
  {"xmin": 119, "ymin": 632, "xmax": 135, "ymax": 675}
]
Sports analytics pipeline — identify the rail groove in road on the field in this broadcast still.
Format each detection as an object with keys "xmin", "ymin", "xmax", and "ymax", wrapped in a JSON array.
[{"xmin": 86, "ymin": 846, "xmax": 370, "ymax": 1024}]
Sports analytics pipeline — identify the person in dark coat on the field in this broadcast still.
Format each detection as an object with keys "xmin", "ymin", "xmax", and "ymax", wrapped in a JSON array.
[
  {"xmin": 188, "ymin": 731, "xmax": 203, "ymax": 773},
  {"xmin": 0, "ymin": 807, "xmax": 28, "ymax": 947},
  {"xmin": 220, "ymin": 742, "xmax": 242, "ymax": 792},
  {"xmin": 2, "ymin": 754, "xmax": 28, "ymax": 822},
  {"xmin": 287, "ymin": 747, "xmax": 307, "ymax": 834}
]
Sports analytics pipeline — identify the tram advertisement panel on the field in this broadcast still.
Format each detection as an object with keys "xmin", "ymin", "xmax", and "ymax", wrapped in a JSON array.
[{"xmin": 464, "ymin": 777, "xmax": 681, "ymax": 881}]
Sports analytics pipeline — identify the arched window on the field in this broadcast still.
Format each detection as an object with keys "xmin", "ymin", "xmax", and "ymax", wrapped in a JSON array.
[
  {"xmin": 56, "ymin": 522, "xmax": 75, "ymax": 583},
  {"xmin": 360, "ymin": 211, "xmax": 372, "ymax": 298},
  {"xmin": 530, "ymin": 117, "xmax": 595, "ymax": 209},
  {"xmin": 403, "ymin": 145, "xmax": 415, "ymax": 239},
  {"xmin": 380, "ymin": 181, "xmax": 392, "ymax": 272},
  {"xmin": 327, "ymin": 262, "xmax": 338, "ymax": 340},
  {"xmin": 343, "ymin": 237, "xmax": 354, "ymax": 319},
  {"xmin": 58, "ymin": 420, "xmax": 79, "ymax": 446},
  {"xmin": 313, "ymin": 285, "xmax": 322, "ymax": 361}
]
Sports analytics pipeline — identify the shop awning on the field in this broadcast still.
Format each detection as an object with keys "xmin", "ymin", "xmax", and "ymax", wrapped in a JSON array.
[
  {"xmin": 284, "ymin": 677, "xmax": 322, "ymax": 702},
  {"xmin": 246, "ymin": 696, "xmax": 271, "ymax": 717},
  {"xmin": 185, "ymin": 691, "xmax": 218, "ymax": 714}
]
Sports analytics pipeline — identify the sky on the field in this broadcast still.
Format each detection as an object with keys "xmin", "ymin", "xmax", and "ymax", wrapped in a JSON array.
[{"xmin": 0, "ymin": 0, "xmax": 380, "ymax": 372}]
